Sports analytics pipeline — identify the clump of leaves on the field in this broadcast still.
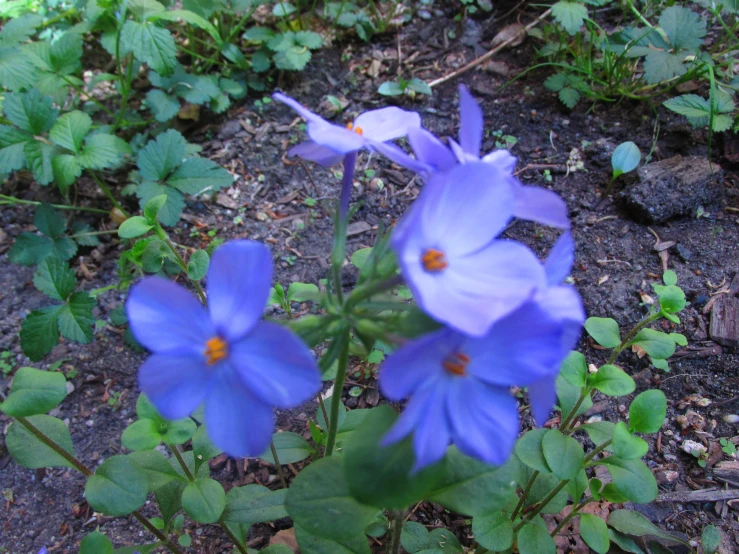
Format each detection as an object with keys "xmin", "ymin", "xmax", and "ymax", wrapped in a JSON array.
[
  {"xmin": 663, "ymin": 89, "xmax": 737, "ymax": 132},
  {"xmin": 9, "ymin": 204, "xmax": 79, "ymax": 266},
  {"xmin": 324, "ymin": 2, "xmax": 377, "ymax": 41},
  {"xmin": 242, "ymin": 27, "xmax": 323, "ymax": 71},
  {"xmin": 378, "ymin": 77, "xmax": 432, "ymax": 98}
]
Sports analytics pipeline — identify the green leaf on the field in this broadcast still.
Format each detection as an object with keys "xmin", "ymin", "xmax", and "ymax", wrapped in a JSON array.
[
  {"xmin": 629, "ymin": 390, "xmax": 666, "ymax": 433},
  {"xmin": 630, "ymin": 328, "xmax": 676, "ymax": 359},
  {"xmin": 78, "ymin": 133, "xmax": 130, "ymax": 170},
  {"xmin": 0, "ymin": 46, "xmax": 38, "ymax": 91},
  {"xmin": 120, "ymin": 20, "xmax": 177, "ymax": 75},
  {"xmin": 58, "ymin": 292, "xmax": 95, "ymax": 344},
  {"xmin": 122, "ymin": 419, "xmax": 163, "ymax": 451},
  {"xmin": 644, "ymin": 51, "xmax": 688, "ymax": 84},
  {"xmin": 187, "ymin": 250, "xmax": 210, "ymax": 281},
  {"xmin": 86, "ymin": 455, "xmax": 149, "ymax": 516},
  {"xmin": 49, "ymin": 110, "xmax": 91, "ymax": 153},
  {"xmin": 192, "ymin": 425, "xmax": 221, "ymax": 472},
  {"xmin": 167, "ymin": 156, "xmax": 233, "ymax": 194},
  {"xmin": 0, "ymin": 367, "xmax": 67, "ymax": 417},
  {"xmin": 558, "ymin": 87, "xmax": 580, "ymax": 109},
  {"xmin": 162, "ymin": 417, "xmax": 196, "ymax": 445},
  {"xmin": 274, "ymin": 47, "xmax": 312, "ymax": 71},
  {"xmin": 294, "ymin": 523, "xmax": 371, "ymax": 554},
  {"xmin": 609, "ymin": 529, "xmax": 647, "ymax": 554},
  {"xmin": 0, "ymin": 124, "xmax": 30, "ymax": 172},
  {"xmin": 588, "ymin": 365, "xmax": 635, "ymax": 397},
  {"xmin": 566, "ymin": 468, "xmax": 588, "ymax": 503},
  {"xmin": 20, "ymin": 307, "xmax": 61, "ymax": 361},
  {"xmin": 426, "ymin": 447, "xmax": 518, "ymax": 516},
  {"xmin": 145, "ymin": 89, "xmax": 180, "ymax": 122},
  {"xmin": 518, "ymin": 520, "xmax": 556, "ymax": 554},
  {"xmin": 406, "ymin": 78, "xmax": 432, "ymax": 95},
  {"xmin": 260, "ymin": 431, "xmax": 313, "ymax": 465},
  {"xmin": 401, "ymin": 521, "xmax": 430, "ymax": 553},
  {"xmin": 243, "ymin": 27, "xmax": 276, "ymax": 41},
  {"xmin": 8, "ymin": 233, "xmax": 52, "ymax": 266},
  {"xmin": 24, "ymin": 140, "xmax": 55, "ymax": 185},
  {"xmin": 661, "ymin": 270, "xmax": 676, "ymax": 286},
  {"xmin": 659, "ymin": 6, "xmax": 706, "ymax": 51},
  {"xmin": 556, "ymin": 373, "xmax": 593, "ymax": 416},
  {"xmin": 273, "ymin": 2, "xmax": 297, "ymax": 16},
  {"xmin": 653, "ymin": 284, "xmax": 686, "ymax": 315},
  {"xmin": 514, "ymin": 428, "xmax": 551, "ymax": 473},
  {"xmin": 612, "ymin": 141, "xmax": 641, "ymax": 177},
  {"xmin": 287, "ymin": 282, "xmax": 319, "ymax": 302},
  {"xmin": 608, "ymin": 509, "xmax": 681, "ymax": 542},
  {"xmin": 317, "ymin": 395, "xmax": 346, "ymax": 432},
  {"xmin": 0, "ymin": 14, "xmax": 43, "ymax": 45},
  {"xmin": 701, "ymin": 525, "xmax": 722, "ymax": 554},
  {"xmin": 52, "ymin": 154, "xmax": 82, "ymax": 194},
  {"xmin": 148, "ymin": 9, "xmax": 221, "ymax": 46},
  {"xmin": 581, "ymin": 421, "xmax": 615, "ymax": 451},
  {"xmin": 182, "ymin": 477, "xmax": 226, "ymax": 524},
  {"xmin": 33, "ymin": 257, "xmax": 75, "ymax": 301},
  {"xmin": 472, "ymin": 512, "xmax": 513, "ymax": 551},
  {"xmin": 80, "ymin": 531, "xmax": 114, "ymax": 554},
  {"xmin": 294, "ymin": 30, "xmax": 323, "ymax": 49},
  {"xmin": 598, "ymin": 457, "xmax": 657, "ymax": 503},
  {"xmin": 663, "ymin": 94, "xmax": 710, "ymax": 119},
  {"xmin": 612, "ymin": 421, "xmax": 649, "ymax": 459},
  {"xmin": 129, "ymin": 449, "xmax": 183, "ymax": 491},
  {"xmin": 137, "ymin": 182, "xmax": 185, "ymax": 227},
  {"xmin": 552, "ymin": 1, "xmax": 588, "ymax": 35},
  {"xmin": 351, "ymin": 248, "xmax": 372, "ymax": 270},
  {"xmin": 6, "ymin": 415, "xmax": 75, "ymax": 468},
  {"xmin": 542, "ymin": 429, "xmax": 584, "ymax": 480},
  {"xmin": 579, "ymin": 513, "xmax": 610, "ymax": 554},
  {"xmin": 378, "ymin": 81, "xmax": 404, "ymax": 96},
  {"xmin": 343, "ymin": 405, "xmax": 444, "ymax": 509},
  {"xmin": 141, "ymin": 239, "xmax": 171, "ymax": 273},
  {"xmin": 222, "ymin": 484, "xmax": 288, "ymax": 524},
  {"xmin": 128, "ymin": 0, "xmax": 166, "ymax": 19},
  {"xmin": 584, "ymin": 317, "xmax": 621, "ymax": 348},
  {"xmin": 144, "ymin": 194, "xmax": 168, "ymax": 224},
  {"xmin": 560, "ymin": 351, "xmax": 587, "ymax": 387},
  {"xmin": 3, "ymin": 90, "xmax": 58, "ymax": 134},
  {"xmin": 34, "ymin": 203, "xmax": 66, "ymax": 238},
  {"xmin": 285, "ymin": 456, "xmax": 377, "ymax": 541}
]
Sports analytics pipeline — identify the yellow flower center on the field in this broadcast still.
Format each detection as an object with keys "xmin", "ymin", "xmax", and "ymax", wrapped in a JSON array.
[
  {"xmin": 346, "ymin": 122, "xmax": 364, "ymax": 135},
  {"xmin": 421, "ymin": 248, "xmax": 448, "ymax": 272},
  {"xmin": 204, "ymin": 337, "xmax": 228, "ymax": 365},
  {"xmin": 443, "ymin": 352, "xmax": 470, "ymax": 376}
]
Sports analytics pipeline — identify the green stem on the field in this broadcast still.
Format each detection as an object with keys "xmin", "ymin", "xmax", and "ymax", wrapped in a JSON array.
[
  {"xmin": 387, "ymin": 510, "xmax": 405, "ymax": 554},
  {"xmin": 560, "ymin": 388, "xmax": 591, "ymax": 434},
  {"xmin": 513, "ymin": 480, "xmax": 570, "ymax": 532},
  {"xmin": 324, "ymin": 329, "xmax": 350, "ymax": 456},
  {"xmin": 89, "ymin": 171, "xmax": 129, "ymax": 217},
  {"xmin": 510, "ymin": 470, "xmax": 538, "ymax": 521},
  {"xmin": 70, "ymin": 229, "xmax": 117, "ymax": 239},
  {"xmin": 606, "ymin": 312, "xmax": 660, "ymax": 365},
  {"xmin": 344, "ymin": 275, "xmax": 403, "ymax": 312},
  {"xmin": 41, "ymin": 7, "xmax": 77, "ymax": 27},
  {"xmin": 220, "ymin": 522, "xmax": 248, "ymax": 554},
  {"xmin": 114, "ymin": 55, "xmax": 136, "ymax": 129},
  {"xmin": 162, "ymin": 237, "xmax": 207, "ymax": 304},
  {"xmin": 550, "ymin": 498, "xmax": 593, "ymax": 537},
  {"xmin": 584, "ymin": 439, "xmax": 612, "ymax": 464},
  {"xmin": 0, "ymin": 195, "xmax": 109, "ymax": 214},
  {"xmin": 132, "ymin": 512, "xmax": 184, "ymax": 554},
  {"xmin": 61, "ymin": 75, "xmax": 115, "ymax": 118},
  {"xmin": 270, "ymin": 441, "xmax": 288, "ymax": 489},
  {"xmin": 171, "ymin": 445, "xmax": 194, "ymax": 481},
  {"xmin": 317, "ymin": 394, "xmax": 330, "ymax": 441}
]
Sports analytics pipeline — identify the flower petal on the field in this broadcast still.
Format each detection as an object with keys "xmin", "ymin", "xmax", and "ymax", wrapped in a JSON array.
[
  {"xmin": 544, "ymin": 232, "xmax": 575, "ymax": 285},
  {"xmin": 458, "ymin": 85, "xmax": 483, "ymax": 156},
  {"xmin": 481, "ymin": 149, "xmax": 517, "ymax": 172},
  {"xmin": 138, "ymin": 354, "xmax": 211, "ymax": 420},
  {"xmin": 127, "ymin": 276, "xmax": 213, "ymax": 355},
  {"xmin": 229, "ymin": 322, "xmax": 321, "ymax": 409},
  {"xmin": 447, "ymin": 378, "xmax": 519, "ymax": 466},
  {"xmin": 407, "ymin": 128, "xmax": 457, "ymax": 172},
  {"xmin": 207, "ymin": 240, "xmax": 272, "ymax": 342},
  {"xmin": 205, "ymin": 368, "xmax": 274, "ymax": 458},
  {"xmin": 288, "ymin": 141, "xmax": 344, "ymax": 166},
  {"xmin": 535, "ymin": 285, "xmax": 585, "ymax": 354},
  {"xmin": 370, "ymin": 139, "xmax": 433, "ymax": 175},
  {"xmin": 354, "ymin": 107, "xmax": 421, "ymax": 142},
  {"xmin": 514, "ymin": 185, "xmax": 570, "ymax": 229},
  {"xmin": 273, "ymin": 92, "xmax": 329, "ymax": 126},
  {"xmin": 307, "ymin": 123, "xmax": 365, "ymax": 154},
  {"xmin": 379, "ymin": 328, "xmax": 454, "ymax": 400},
  {"xmin": 528, "ymin": 375, "xmax": 558, "ymax": 427}
]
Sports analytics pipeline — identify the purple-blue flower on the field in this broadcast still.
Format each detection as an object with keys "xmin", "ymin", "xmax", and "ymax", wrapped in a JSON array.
[
  {"xmin": 38, "ymin": 549, "xmax": 48, "ymax": 554},
  {"xmin": 392, "ymin": 161, "xmax": 547, "ymax": 336},
  {"xmin": 379, "ymin": 296, "xmax": 573, "ymax": 471},
  {"xmin": 126, "ymin": 240, "xmax": 321, "ymax": 458}
]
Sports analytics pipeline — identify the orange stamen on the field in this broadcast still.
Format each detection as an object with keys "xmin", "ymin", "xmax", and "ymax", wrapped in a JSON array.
[
  {"xmin": 421, "ymin": 248, "xmax": 448, "ymax": 272},
  {"xmin": 204, "ymin": 337, "xmax": 228, "ymax": 365},
  {"xmin": 346, "ymin": 122, "xmax": 364, "ymax": 135},
  {"xmin": 443, "ymin": 352, "xmax": 470, "ymax": 376}
]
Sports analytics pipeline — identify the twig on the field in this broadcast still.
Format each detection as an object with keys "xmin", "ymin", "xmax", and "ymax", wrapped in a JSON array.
[
  {"xmin": 656, "ymin": 489, "xmax": 739, "ymax": 503},
  {"xmin": 428, "ymin": 8, "xmax": 553, "ymax": 88}
]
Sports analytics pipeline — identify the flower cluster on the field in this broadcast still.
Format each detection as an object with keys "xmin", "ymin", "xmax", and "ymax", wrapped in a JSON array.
[{"xmin": 277, "ymin": 86, "xmax": 584, "ymax": 470}]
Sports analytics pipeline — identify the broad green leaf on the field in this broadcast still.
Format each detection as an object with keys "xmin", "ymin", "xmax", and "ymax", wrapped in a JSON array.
[
  {"xmin": 426, "ymin": 528, "xmax": 463, "ymax": 551},
  {"xmin": 701, "ymin": 525, "xmax": 722, "ymax": 554},
  {"xmin": 6, "ymin": 415, "xmax": 75, "ymax": 468},
  {"xmin": 137, "ymin": 182, "xmax": 185, "ymax": 226},
  {"xmin": 182, "ymin": 477, "xmax": 226, "ymax": 523},
  {"xmin": 556, "ymin": 373, "xmax": 593, "ymax": 417},
  {"xmin": 0, "ymin": 124, "xmax": 30, "ymax": 172},
  {"xmin": 663, "ymin": 94, "xmax": 710, "ymax": 119},
  {"xmin": 273, "ymin": 2, "xmax": 297, "ymax": 16},
  {"xmin": 663, "ymin": 270, "xmax": 676, "ymax": 286},
  {"xmin": 162, "ymin": 417, "xmax": 196, "ymax": 445},
  {"xmin": 137, "ymin": 129, "xmax": 186, "ymax": 181},
  {"xmin": 294, "ymin": 523, "xmax": 371, "ymax": 554},
  {"xmin": 0, "ymin": 367, "xmax": 67, "ymax": 417},
  {"xmin": 274, "ymin": 47, "xmax": 312, "ymax": 71},
  {"xmin": 542, "ymin": 429, "xmax": 584, "ymax": 480},
  {"xmin": 192, "ymin": 425, "xmax": 221, "ymax": 472},
  {"xmin": 588, "ymin": 364, "xmax": 635, "ymax": 397},
  {"xmin": 122, "ymin": 419, "xmax": 163, "ymax": 451},
  {"xmin": 141, "ymin": 239, "xmax": 170, "ymax": 273},
  {"xmin": 406, "ymin": 78, "xmax": 432, "ymax": 95},
  {"xmin": 127, "ymin": 0, "xmax": 166, "ymax": 19},
  {"xmin": 316, "ymin": 395, "xmax": 346, "ymax": 432},
  {"xmin": 518, "ymin": 520, "xmax": 556, "ymax": 554},
  {"xmin": 552, "ymin": 1, "xmax": 588, "ymax": 35},
  {"xmin": 52, "ymin": 154, "xmax": 82, "ymax": 194},
  {"xmin": 167, "ymin": 156, "xmax": 233, "ymax": 194},
  {"xmin": 351, "ymin": 247, "xmax": 372, "ymax": 269},
  {"xmin": 187, "ymin": 250, "xmax": 210, "ymax": 281},
  {"xmin": 119, "ymin": 216, "xmax": 154, "ymax": 239},
  {"xmin": 566, "ymin": 468, "xmax": 588, "ymax": 503},
  {"xmin": 514, "ymin": 428, "xmax": 551, "ymax": 473},
  {"xmin": 34, "ymin": 203, "xmax": 66, "ymax": 238},
  {"xmin": 612, "ymin": 141, "xmax": 641, "ymax": 177},
  {"xmin": 145, "ymin": 89, "xmax": 180, "ymax": 122},
  {"xmin": 609, "ymin": 529, "xmax": 647, "ymax": 554},
  {"xmin": 653, "ymin": 284, "xmax": 686, "ymax": 314},
  {"xmin": 120, "ymin": 20, "xmax": 177, "ymax": 75},
  {"xmin": 294, "ymin": 30, "xmax": 323, "ymax": 49},
  {"xmin": 155, "ymin": 479, "xmax": 186, "ymax": 523},
  {"xmin": 48, "ymin": 31, "xmax": 83, "ymax": 75},
  {"xmin": 644, "ymin": 51, "xmax": 688, "ymax": 84},
  {"xmin": 243, "ymin": 27, "xmax": 276, "ymax": 41},
  {"xmin": 0, "ymin": 14, "xmax": 43, "ymax": 45},
  {"xmin": 24, "ymin": 140, "xmax": 55, "ymax": 185},
  {"xmin": 472, "ymin": 512, "xmax": 513, "ymax": 551},
  {"xmin": 608, "ymin": 509, "xmax": 682, "ymax": 542},
  {"xmin": 0, "ymin": 46, "xmax": 38, "ymax": 91},
  {"xmin": 579, "ymin": 513, "xmax": 610, "ymax": 554},
  {"xmin": 630, "ymin": 328, "xmax": 676, "ymax": 359},
  {"xmin": 612, "ymin": 421, "xmax": 648, "ymax": 459},
  {"xmin": 584, "ymin": 317, "xmax": 621, "ymax": 348},
  {"xmin": 598, "ymin": 457, "xmax": 657, "ymax": 503},
  {"xmin": 80, "ymin": 531, "xmax": 114, "ymax": 554},
  {"xmin": 260, "ymin": 431, "xmax": 313, "ymax": 465},
  {"xmin": 78, "ymin": 133, "xmax": 130, "ymax": 170},
  {"xmin": 523, "ymin": 469, "xmax": 570, "ymax": 514},
  {"xmin": 629, "ymin": 390, "xmax": 666, "ymax": 433},
  {"xmin": 560, "ymin": 351, "xmax": 587, "ymax": 387},
  {"xmin": 33, "ymin": 257, "xmax": 75, "ymax": 301},
  {"xmin": 659, "ymin": 6, "xmax": 706, "ymax": 51},
  {"xmin": 580, "ymin": 421, "xmax": 615, "ymax": 451},
  {"xmin": 87, "ymin": 455, "xmax": 149, "ymax": 516},
  {"xmin": 8, "ymin": 233, "xmax": 53, "ymax": 266},
  {"xmin": 58, "ymin": 292, "xmax": 95, "ymax": 343},
  {"xmin": 49, "ymin": 110, "xmax": 91, "ymax": 153},
  {"xmin": 20, "ymin": 306, "xmax": 61, "ymax": 361},
  {"xmin": 222, "ymin": 484, "xmax": 288, "ymax": 524},
  {"xmin": 287, "ymin": 282, "xmax": 319, "ymax": 302},
  {"xmin": 378, "ymin": 82, "xmax": 404, "ymax": 96},
  {"xmin": 149, "ymin": 10, "xmax": 221, "ymax": 45},
  {"xmin": 285, "ymin": 456, "xmax": 377, "ymax": 541},
  {"xmin": 144, "ymin": 194, "xmax": 168, "ymax": 223},
  {"xmin": 3, "ymin": 89, "xmax": 58, "ymax": 134},
  {"xmin": 401, "ymin": 521, "xmax": 430, "ymax": 553},
  {"xmin": 129, "ymin": 449, "xmax": 183, "ymax": 491},
  {"xmin": 220, "ymin": 77, "xmax": 247, "ymax": 98}
]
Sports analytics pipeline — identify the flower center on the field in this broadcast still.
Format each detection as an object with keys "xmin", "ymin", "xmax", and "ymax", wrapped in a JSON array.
[
  {"xmin": 421, "ymin": 248, "xmax": 448, "ymax": 272},
  {"xmin": 443, "ymin": 351, "xmax": 470, "ymax": 376},
  {"xmin": 346, "ymin": 122, "xmax": 364, "ymax": 135},
  {"xmin": 204, "ymin": 337, "xmax": 228, "ymax": 365}
]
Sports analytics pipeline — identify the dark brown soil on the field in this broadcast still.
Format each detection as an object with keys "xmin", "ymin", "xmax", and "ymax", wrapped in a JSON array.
[{"xmin": 2, "ymin": 4, "xmax": 739, "ymax": 553}]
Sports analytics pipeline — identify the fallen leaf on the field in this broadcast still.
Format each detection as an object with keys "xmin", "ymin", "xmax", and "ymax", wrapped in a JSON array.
[{"xmin": 270, "ymin": 528, "xmax": 299, "ymax": 553}]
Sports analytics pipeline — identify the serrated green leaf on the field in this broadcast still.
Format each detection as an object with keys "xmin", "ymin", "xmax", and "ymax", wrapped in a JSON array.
[
  {"xmin": 0, "ymin": 14, "xmax": 43, "ymax": 46},
  {"xmin": 52, "ymin": 154, "xmax": 82, "ymax": 194},
  {"xmin": 552, "ymin": 1, "xmax": 588, "ymax": 35},
  {"xmin": 149, "ymin": 10, "xmax": 221, "ymax": 46},
  {"xmin": 663, "ymin": 94, "xmax": 710, "ymax": 118},
  {"xmin": 275, "ymin": 47, "xmax": 311, "ymax": 71},
  {"xmin": 659, "ymin": 6, "xmax": 706, "ymax": 51},
  {"xmin": 49, "ymin": 111, "xmax": 91, "ymax": 154},
  {"xmin": 220, "ymin": 77, "xmax": 247, "ymax": 99},
  {"xmin": 8, "ymin": 233, "xmax": 53, "ymax": 266},
  {"xmin": 0, "ymin": 366, "xmax": 67, "ymax": 417},
  {"xmin": 273, "ymin": 2, "xmax": 297, "ymax": 17},
  {"xmin": 6, "ymin": 415, "xmax": 75, "ymax": 468},
  {"xmin": 251, "ymin": 49, "xmax": 271, "ymax": 72},
  {"xmin": 644, "ymin": 51, "xmax": 688, "ymax": 84},
  {"xmin": 120, "ymin": 20, "xmax": 177, "ymax": 76},
  {"xmin": 24, "ymin": 140, "xmax": 55, "ymax": 185},
  {"xmin": 78, "ymin": 134, "xmax": 130, "ymax": 169},
  {"xmin": 558, "ymin": 87, "xmax": 580, "ymax": 108},
  {"xmin": 712, "ymin": 114, "xmax": 733, "ymax": 132},
  {"xmin": 34, "ymin": 257, "xmax": 75, "ymax": 301},
  {"xmin": 544, "ymin": 72, "xmax": 567, "ymax": 91},
  {"xmin": 58, "ymin": 292, "xmax": 95, "ymax": 344},
  {"xmin": 701, "ymin": 525, "xmax": 722, "ymax": 554},
  {"xmin": 128, "ymin": 0, "xmax": 166, "ymax": 19},
  {"xmin": 0, "ymin": 124, "xmax": 30, "ymax": 172},
  {"xmin": 0, "ymin": 46, "xmax": 39, "ymax": 91},
  {"xmin": 137, "ymin": 181, "xmax": 185, "ymax": 226},
  {"xmin": 20, "ymin": 306, "xmax": 61, "ymax": 361},
  {"xmin": 166, "ymin": 156, "xmax": 233, "ymax": 194},
  {"xmin": 137, "ymin": 129, "xmax": 186, "ymax": 181},
  {"xmin": 294, "ymin": 31, "xmax": 323, "ymax": 49},
  {"xmin": 48, "ymin": 31, "xmax": 83, "ymax": 75},
  {"xmin": 145, "ymin": 89, "xmax": 180, "ymax": 122},
  {"xmin": 3, "ymin": 90, "xmax": 58, "ymax": 134}
]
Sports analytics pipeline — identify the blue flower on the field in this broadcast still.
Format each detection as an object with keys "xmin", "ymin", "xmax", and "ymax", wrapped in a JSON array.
[
  {"xmin": 392, "ymin": 161, "xmax": 547, "ymax": 336},
  {"xmin": 38, "ymin": 549, "xmax": 48, "ymax": 554},
  {"xmin": 379, "ymin": 294, "xmax": 575, "ymax": 471},
  {"xmin": 126, "ymin": 240, "xmax": 321, "ymax": 458}
]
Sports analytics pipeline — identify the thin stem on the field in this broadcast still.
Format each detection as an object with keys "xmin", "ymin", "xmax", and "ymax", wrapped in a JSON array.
[
  {"xmin": 560, "ymin": 388, "xmax": 591, "ymax": 434},
  {"xmin": 89, "ymin": 171, "xmax": 129, "ymax": 217},
  {"xmin": 345, "ymin": 275, "xmax": 403, "ymax": 312},
  {"xmin": 550, "ymin": 498, "xmax": 594, "ymax": 537},
  {"xmin": 510, "ymin": 471, "xmax": 538, "ymax": 521},
  {"xmin": 171, "ymin": 445, "xmax": 194, "ymax": 481},
  {"xmin": 70, "ymin": 229, "xmax": 117, "ymax": 238},
  {"xmin": 584, "ymin": 439, "xmax": 612, "ymax": 464},
  {"xmin": 131, "ymin": 512, "xmax": 184, "ymax": 554},
  {"xmin": 0, "ymin": 195, "xmax": 109, "ymax": 214},
  {"xmin": 270, "ymin": 441, "xmax": 288, "ymax": 489},
  {"xmin": 388, "ymin": 510, "xmax": 404, "ymax": 554},
  {"xmin": 513, "ymin": 479, "xmax": 570, "ymax": 532},
  {"xmin": 163, "ymin": 238, "xmax": 207, "ymax": 304},
  {"xmin": 339, "ymin": 152, "xmax": 357, "ymax": 220},
  {"xmin": 606, "ymin": 312, "xmax": 660, "ymax": 365},
  {"xmin": 317, "ymin": 394, "xmax": 330, "ymax": 440},
  {"xmin": 220, "ymin": 522, "xmax": 248, "ymax": 554},
  {"xmin": 324, "ymin": 329, "xmax": 350, "ymax": 456}
]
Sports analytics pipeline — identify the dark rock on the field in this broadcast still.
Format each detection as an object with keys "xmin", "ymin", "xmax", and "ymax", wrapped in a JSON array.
[
  {"xmin": 620, "ymin": 155, "xmax": 724, "ymax": 223},
  {"xmin": 676, "ymin": 244, "xmax": 693, "ymax": 261}
]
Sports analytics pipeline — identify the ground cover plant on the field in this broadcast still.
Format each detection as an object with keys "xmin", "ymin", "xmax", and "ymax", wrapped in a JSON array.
[{"xmin": 1, "ymin": 0, "xmax": 738, "ymax": 553}]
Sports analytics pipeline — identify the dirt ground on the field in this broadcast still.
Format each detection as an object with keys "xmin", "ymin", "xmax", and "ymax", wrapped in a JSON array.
[{"xmin": 2, "ymin": 3, "xmax": 739, "ymax": 553}]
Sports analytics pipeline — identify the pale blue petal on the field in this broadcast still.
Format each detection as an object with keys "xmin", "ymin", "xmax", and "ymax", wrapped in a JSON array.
[
  {"xmin": 229, "ymin": 322, "xmax": 321, "ymax": 409},
  {"xmin": 307, "ymin": 123, "xmax": 365, "ymax": 154},
  {"xmin": 481, "ymin": 149, "xmax": 517, "ymax": 172},
  {"xmin": 514, "ymin": 185, "xmax": 570, "ymax": 229},
  {"xmin": 207, "ymin": 240, "xmax": 272, "ymax": 342},
  {"xmin": 535, "ymin": 285, "xmax": 585, "ymax": 354},
  {"xmin": 288, "ymin": 141, "xmax": 344, "ymax": 166},
  {"xmin": 205, "ymin": 369, "xmax": 274, "ymax": 458},
  {"xmin": 370, "ymin": 140, "xmax": 433, "ymax": 174},
  {"xmin": 407, "ymin": 128, "xmax": 457, "ymax": 172},
  {"xmin": 138, "ymin": 354, "xmax": 211, "ymax": 420},
  {"xmin": 449, "ymin": 138, "xmax": 478, "ymax": 163},
  {"xmin": 528, "ymin": 375, "xmax": 558, "ymax": 427},
  {"xmin": 354, "ymin": 107, "xmax": 421, "ymax": 142},
  {"xmin": 127, "ymin": 277, "xmax": 213, "ymax": 355},
  {"xmin": 544, "ymin": 232, "xmax": 575, "ymax": 285},
  {"xmin": 458, "ymin": 85, "xmax": 483, "ymax": 156},
  {"xmin": 273, "ymin": 92, "xmax": 328, "ymax": 126}
]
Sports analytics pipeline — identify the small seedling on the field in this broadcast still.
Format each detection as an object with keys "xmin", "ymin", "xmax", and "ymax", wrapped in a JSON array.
[{"xmin": 720, "ymin": 438, "xmax": 737, "ymax": 457}]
